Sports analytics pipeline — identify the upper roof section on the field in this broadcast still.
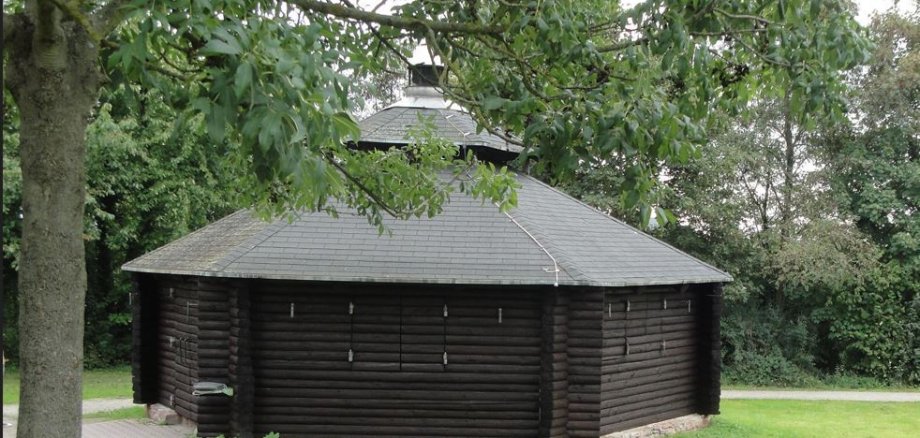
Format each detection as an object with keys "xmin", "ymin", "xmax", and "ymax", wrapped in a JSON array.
[
  {"xmin": 357, "ymin": 63, "xmax": 523, "ymax": 158},
  {"xmin": 123, "ymin": 172, "xmax": 731, "ymax": 288}
]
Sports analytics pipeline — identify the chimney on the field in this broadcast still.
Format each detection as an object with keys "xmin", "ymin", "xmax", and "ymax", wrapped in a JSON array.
[{"xmin": 409, "ymin": 63, "xmax": 444, "ymax": 87}]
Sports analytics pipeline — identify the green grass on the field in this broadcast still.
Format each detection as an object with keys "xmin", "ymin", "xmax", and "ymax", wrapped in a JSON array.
[
  {"xmin": 723, "ymin": 373, "xmax": 920, "ymax": 392},
  {"xmin": 724, "ymin": 384, "xmax": 920, "ymax": 392},
  {"xmin": 678, "ymin": 399, "xmax": 920, "ymax": 437},
  {"xmin": 83, "ymin": 406, "xmax": 146, "ymax": 422},
  {"xmin": 3, "ymin": 366, "xmax": 132, "ymax": 405}
]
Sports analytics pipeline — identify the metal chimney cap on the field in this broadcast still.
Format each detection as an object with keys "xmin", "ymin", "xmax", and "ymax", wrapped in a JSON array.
[{"xmin": 409, "ymin": 63, "xmax": 444, "ymax": 87}]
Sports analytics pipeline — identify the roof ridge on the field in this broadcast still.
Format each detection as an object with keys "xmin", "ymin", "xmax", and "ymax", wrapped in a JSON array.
[
  {"xmin": 358, "ymin": 107, "xmax": 402, "ymax": 138},
  {"xmin": 515, "ymin": 172, "xmax": 732, "ymax": 282},
  {"xmin": 456, "ymin": 170, "xmax": 581, "ymax": 285}
]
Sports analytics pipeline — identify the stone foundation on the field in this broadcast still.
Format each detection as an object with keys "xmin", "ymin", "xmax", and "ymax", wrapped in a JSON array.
[
  {"xmin": 146, "ymin": 403, "xmax": 179, "ymax": 425},
  {"xmin": 602, "ymin": 414, "xmax": 712, "ymax": 438}
]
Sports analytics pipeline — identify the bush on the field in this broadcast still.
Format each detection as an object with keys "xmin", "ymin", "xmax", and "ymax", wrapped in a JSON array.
[
  {"xmin": 721, "ymin": 304, "xmax": 818, "ymax": 386},
  {"xmin": 819, "ymin": 266, "xmax": 920, "ymax": 385},
  {"xmin": 819, "ymin": 372, "xmax": 889, "ymax": 389}
]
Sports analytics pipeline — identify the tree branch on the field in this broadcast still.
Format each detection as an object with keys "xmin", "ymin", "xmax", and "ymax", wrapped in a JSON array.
[
  {"xmin": 597, "ymin": 37, "xmax": 648, "ymax": 53},
  {"xmin": 288, "ymin": 0, "xmax": 501, "ymax": 35},
  {"xmin": 714, "ymin": 7, "xmax": 772, "ymax": 25},
  {"xmin": 98, "ymin": 39, "xmax": 195, "ymax": 81},
  {"xmin": 45, "ymin": 0, "xmax": 103, "ymax": 42},
  {"xmin": 90, "ymin": 0, "xmax": 132, "ymax": 39},
  {"xmin": 734, "ymin": 37, "xmax": 791, "ymax": 68},
  {"xmin": 323, "ymin": 153, "xmax": 400, "ymax": 219}
]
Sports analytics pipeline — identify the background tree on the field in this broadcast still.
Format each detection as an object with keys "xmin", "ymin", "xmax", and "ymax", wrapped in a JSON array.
[
  {"xmin": 561, "ymin": 5, "xmax": 920, "ymax": 386},
  {"xmin": 3, "ymin": 84, "xmax": 242, "ymax": 367},
  {"xmin": 2, "ymin": 0, "xmax": 870, "ymax": 435},
  {"xmin": 821, "ymin": 6, "xmax": 920, "ymax": 383},
  {"xmin": 651, "ymin": 100, "xmax": 877, "ymax": 385}
]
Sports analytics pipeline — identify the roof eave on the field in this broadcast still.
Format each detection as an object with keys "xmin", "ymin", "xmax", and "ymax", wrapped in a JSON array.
[{"xmin": 121, "ymin": 264, "xmax": 730, "ymax": 287}]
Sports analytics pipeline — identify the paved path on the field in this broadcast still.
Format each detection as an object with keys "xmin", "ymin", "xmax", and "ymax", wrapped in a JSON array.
[
  {"xmin": 3, "ymin": 390, "xmax": 916, "ymax": 437},
  {"xmin": 3, "ymin": 398, "xmax": 194, "ymax": 438},
  {"xmin": 3, "ymin": 397, "xmax": 134, "ymax": 421},
  {"xmin": 722, "ymin": 389, "xmax": 920, "ymax": 402},
  {"xmin": 82, "ymin": 420, "xmax": 193, "ymax": 438}
]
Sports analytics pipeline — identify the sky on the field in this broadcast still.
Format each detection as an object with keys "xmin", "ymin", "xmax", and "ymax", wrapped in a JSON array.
[{"xmin": 854, "ymin": 0, "xmax": 915, "ymax": 24}]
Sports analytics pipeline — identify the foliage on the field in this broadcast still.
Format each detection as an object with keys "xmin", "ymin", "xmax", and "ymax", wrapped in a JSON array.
[
  {"xmin": 816, "ymin": 372, "xmax": 910, "ymax": 391},
  {"xmin": 0, "ymin": 0, "xmax": 881, "ymax": 430},
  {"xmin": 817, "ymin": 6, "xmax": 920, "ymax": 384},
  {"xmin": 646, "ymin": 97, "xmax": 883, "ymax": 385},
  {"xmin": 676, "ymin": 399, "xmax": 920, "ymax": 438},
  {"xmin": 721, "ymin": 305, "xmax": 818, "ymax": 387},
  {"xmin": 72, "ymin": 0, "xmax": 869, "ymax": 226},
  {"xmin": 101, "ymin": 0, "xmax": 521, "ymax": 229},
  {"xmin": 815, "ymin": 265, "xmax": 920, "ymax": 384},
  {"xmin": 2, "ymin": 89, "xmax": 23, "ymax": 363},
  {"xmin": 2, "ymin": 85, "xmax": 241, "ymax": 367},
  {"xmin": 563, "ymin": 7, "xmax": 920, "ymax": 382}
]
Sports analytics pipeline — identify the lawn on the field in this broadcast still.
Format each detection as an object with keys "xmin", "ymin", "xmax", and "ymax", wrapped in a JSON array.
[
  {"xmin": 678, "ymin": 399, "xmax": 920, "ymax": 437},
  {"xmin": 83, "ymin": 406, "xmax": 146, "ymax": 422},
  {"xmin": 3, "ymin": 366, "xmax": 132, "ymax": 405}
]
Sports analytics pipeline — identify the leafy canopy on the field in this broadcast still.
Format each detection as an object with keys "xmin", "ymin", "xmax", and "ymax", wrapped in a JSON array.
[{"xmin": 15, "ymin": 0, "xmax": 872, "ymax": 227}]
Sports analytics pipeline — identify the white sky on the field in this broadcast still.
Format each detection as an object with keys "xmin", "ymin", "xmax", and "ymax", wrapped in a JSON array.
[{"xmin": 854, "ymin": 0, "xmax": 915, "ymax": 24}]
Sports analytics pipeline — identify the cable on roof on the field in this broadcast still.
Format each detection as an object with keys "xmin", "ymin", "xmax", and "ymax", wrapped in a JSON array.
[
  {"xmin": 460, "ymin": 167, "xmax": 561, "ymax": 287},
  {"xmin": 443, "ymin": 113, "xmax": 472, "ymax": 143},
  {"xmin": 501, "ymin": 210, "xmax": 560, "ymax": 287}
]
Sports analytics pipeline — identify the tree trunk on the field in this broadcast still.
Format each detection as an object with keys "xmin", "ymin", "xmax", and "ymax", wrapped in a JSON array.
[
  {"xmin": 776, "ymin": 93, "xmax": 797, "ymax": 310},
  {"xmin": 6, "ymin": 10, "xmax": 101, "ymax": 437}
]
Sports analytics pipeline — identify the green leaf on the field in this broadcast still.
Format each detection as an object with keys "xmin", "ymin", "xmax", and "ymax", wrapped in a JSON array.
[
  {"xmin": 639, "ymin": 204, "xmax": 651, "ymax": 229},
  {"xmin": 206, "ymin": 101, "xmax": 228, "ymax": 142},
  {"xmin": 202, "ymin": 30, "xmax": 242, "ymax": 56},
  {"xmin": 233, "ymin": 63, "xmax": 253, "ymax": 99},
  {"xmin": 481, "ymin": 96, "xmax": 507, "ymax": 111},
  {"xmin": 332, "ymin": 112, "xmax": 360, "ymax": 141}
]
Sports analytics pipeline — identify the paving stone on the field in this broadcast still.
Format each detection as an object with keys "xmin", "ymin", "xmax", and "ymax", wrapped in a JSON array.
[
  {"xmin": 147, "ymin": 403, "xmax": 180, "ymax": 425},
  {"xmin": 82, "ymin": 420, "xmax": 193, "ymax": 438}
]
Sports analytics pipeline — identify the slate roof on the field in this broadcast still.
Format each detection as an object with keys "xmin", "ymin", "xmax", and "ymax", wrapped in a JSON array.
[
  {"xmin": 358, "ymin": 86, "xmax": 522, "ymax": 153},
  {"xmin": 123, "ymin": 172, "xmax": 731, "ymax": 288}
]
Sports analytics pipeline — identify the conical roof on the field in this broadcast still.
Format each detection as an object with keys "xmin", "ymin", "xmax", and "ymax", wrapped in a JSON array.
[
  {"xmin": 357, "ymin": 64, "xmax": 522, "ymax": 156},
  {"xmin": 122, "ymin": 172, "xmax": 730, "ymax": 287}
]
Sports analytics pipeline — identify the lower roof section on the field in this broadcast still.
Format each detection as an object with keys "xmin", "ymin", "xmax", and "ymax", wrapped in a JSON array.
[{"xmin": 122, "ymin": 172, "xmax": 731, "ymax": 288}]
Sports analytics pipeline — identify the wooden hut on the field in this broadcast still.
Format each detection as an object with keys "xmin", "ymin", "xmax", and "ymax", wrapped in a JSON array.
[{"xmin": 124, "ymin": 64, "xmax": 730, "ymax": 438}]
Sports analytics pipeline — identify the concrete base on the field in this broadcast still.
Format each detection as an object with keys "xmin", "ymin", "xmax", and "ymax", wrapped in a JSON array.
[
  {"xmin": 602, "ymin": 414, "xmax": 712, "ymax": 438},
  {"xmin": 146, "ymin": 403, "xmax": 180, "ymax": 425}
]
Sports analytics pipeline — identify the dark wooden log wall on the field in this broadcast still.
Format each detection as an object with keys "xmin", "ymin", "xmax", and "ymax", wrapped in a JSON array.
[
  {"xmin": 134, "ymin": 276, "xmax": 721, "ymax": 437},
  {"xmin": 196, "ymin": 279, "xmax": 233, "ymax": 436},
  {"xmin": 154, "ymin": 277, "xmax": 201, "ymax": 423},
  {"xmin": 598, "ymin": 284, "xmax": 710, "ymax": 435},
  {"xmin": 131, "ymin": 274, "xmax": 160, "ymax": 404},
  {"xmin": 229, "ymin": 282, "xmax": 255, "ymax": 438},
  {"xmin": 539, "ymin": 290, "xmax": 570, "ymax": 437},
  {"xmin": 565, "ymin": 289, "xmax": 604, "ymax": 437},
  {"xmin": 696, "ymin": 283, "xmax": 722, "ymax": 415},
  {"xmin": 249, "ymin": 281, "xmax": 544, "ymax": 438}
]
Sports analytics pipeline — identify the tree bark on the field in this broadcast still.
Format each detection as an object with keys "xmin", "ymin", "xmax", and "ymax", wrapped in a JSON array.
[
  {"xmin": 6, "ymin": 9, "xmax": 101, "ymax": 437},
  {"xmin": 775, "ymin": 93, "xmax": 797, "ymax": 310}
]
